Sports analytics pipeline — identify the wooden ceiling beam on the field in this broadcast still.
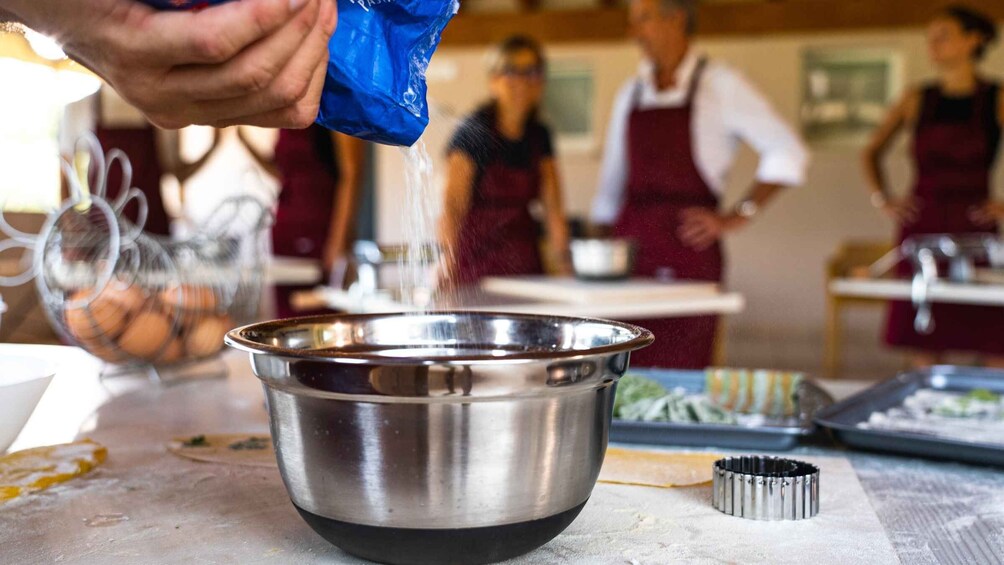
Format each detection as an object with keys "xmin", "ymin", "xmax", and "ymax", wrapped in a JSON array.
[
  {"xmin": 439, "ymin": 0, "xmax": 1004, "ymax": 46},
  {"xmin": 699, "ymin": 0, "xmax": 1004, "ymax": 37},
  {"xmin": 441, "ymin": 7, "xmax": 627, "ymax": 46}
]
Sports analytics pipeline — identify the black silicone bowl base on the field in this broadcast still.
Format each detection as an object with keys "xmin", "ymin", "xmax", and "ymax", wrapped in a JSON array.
[{"xmin": 294, "ymin": 499, "xmax": 588, "ymax": 565}]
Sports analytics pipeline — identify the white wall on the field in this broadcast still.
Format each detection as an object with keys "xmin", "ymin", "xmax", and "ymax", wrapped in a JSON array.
[{"xmin": 375, "ymin": 27, "xmax": 1004, "ymax": 376}]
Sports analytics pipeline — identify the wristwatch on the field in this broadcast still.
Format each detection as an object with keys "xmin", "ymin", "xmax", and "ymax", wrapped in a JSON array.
[
  {"xmin": 734, "ymin": 200, "xmax": 759, "ymax": 219},
  {"xmin": 870, "ymin": 192, "xmax": 888, "ymax": 209}
]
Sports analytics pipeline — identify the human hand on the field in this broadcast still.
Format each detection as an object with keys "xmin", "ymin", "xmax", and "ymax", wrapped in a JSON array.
[
  {"xmin": 7, "ymin": 0, "xmax": 336, "ymax": 129},
  {"xmin": 880, "ymin": 198, "xmax": 921, "ymax": 225},
  {"xmin": 552, "ymin": 257, "xmax": 573, "ymax": 277},
  {"xmin": 968, "ymin": 201, "xmax": 1004, "ymax": 228},
  {"xmin": 434, "ymin": 259, "xmax": 460, "ymax": 293},
  {"xmin": 677, "ymin": 208, "xmax": 744, "ymax": 251}
]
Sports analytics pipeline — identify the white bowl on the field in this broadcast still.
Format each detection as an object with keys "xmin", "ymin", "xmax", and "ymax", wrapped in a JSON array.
[{"xmin": 0, "ymin": 356, "xmax": 56, "ymax": 453}]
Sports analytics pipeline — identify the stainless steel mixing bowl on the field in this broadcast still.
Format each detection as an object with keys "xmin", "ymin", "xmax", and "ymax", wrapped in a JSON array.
[
  {"xmin": 570, "ymin": 238, "xmax": 636, "ymax": 281},
  {"xmin": 226, "ymin": 312, "xmax": 652, "ymax": 565}
]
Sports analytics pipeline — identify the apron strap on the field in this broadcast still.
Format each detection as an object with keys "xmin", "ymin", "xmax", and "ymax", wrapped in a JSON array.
[
  {"xmin": 630, "ymin": 57, "xmax": 709, "ymax": 110},
  {"xmin": 630, "ymin": 78, "xmax": 644, "ymax": 109},
  {"xmin": 685, "ymin": 58, "xmax": 708, "ymax": 106}
]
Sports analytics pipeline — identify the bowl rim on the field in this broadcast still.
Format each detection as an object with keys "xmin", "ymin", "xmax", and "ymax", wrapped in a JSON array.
[
  {"xmin": 0, "ymin": 355, "xmax": 57, "ymax": 388},
  {"xmin": 225, "ymin": 311, "xmax": 654, "ymax": 365}
]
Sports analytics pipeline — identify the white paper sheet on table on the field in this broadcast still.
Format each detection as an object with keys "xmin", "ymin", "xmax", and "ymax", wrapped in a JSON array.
[{"xmin": 510, "ymin": 455, "xmax": 898, "ymax": 564}]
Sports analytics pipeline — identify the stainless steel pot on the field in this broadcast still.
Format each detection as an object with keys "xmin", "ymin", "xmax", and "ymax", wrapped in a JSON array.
[
  {"xmin": 570, "ymin": 238, "xmax": 636, "ymax": 281},
  {"xmin": 226, "ymin": 312, "xmax": 652, "ymax": 565}
]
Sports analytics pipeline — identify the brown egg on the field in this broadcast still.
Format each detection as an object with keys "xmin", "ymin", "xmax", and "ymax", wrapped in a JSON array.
[
  {"xmin": 156, "ymin": 338, "xmax": 185, "ymax": 365},
  {"xmin": 117, "ymin": 311, "xmax": 173, "ymax": 361},
  {"xmin": 64, "ymin": 282, "xmax": 146, "ymax": 341},
  {"xmin": 184, "ymin": 315, "xmax": 231, "ymax": 359},
  {"xmin": 65, "ymin": 298, "xmax": 127, "ymax": 341},
  {"xmin": 78, "ymin": 337, "xmax": 126, "ymax": 364},
  {"xmin": 160, "ymin": 284, "xmax": 218, "ymax": 313}
]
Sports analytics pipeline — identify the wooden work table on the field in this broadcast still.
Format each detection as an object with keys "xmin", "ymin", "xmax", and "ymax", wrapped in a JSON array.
[
  {"xmin": 2, "ymin": 345, "xmax": 1001, "ymax": 564},
  {"xmin": 294, "ymin": 276, "xmax": 746, "ymax": 321}
]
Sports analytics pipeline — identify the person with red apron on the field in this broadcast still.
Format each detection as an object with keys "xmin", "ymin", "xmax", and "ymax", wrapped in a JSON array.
[
  {"xmin": 863, "ymin": 6, "xmax": 1003, "ymax": 367},
  {"xmin": 69, "ymin": 88, "xmax": 219, "ymax": 236},
  {"xmin": 439, "ymin": 35, "xmax": 571, "ymax": 288},
  {"xmin": 591, "ymin": 0, "xmax": 808, "ymax": 369},
  {"xmin": 238, "ymin": 125, "xmax": 367, "ymax": 319},
  {"xmin": 94, "ymin": 111, "xmax": 171, "ymax": 236}
]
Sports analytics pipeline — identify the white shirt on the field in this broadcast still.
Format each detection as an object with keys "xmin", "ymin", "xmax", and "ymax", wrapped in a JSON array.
[{"xmin": 591, "ymin": 50, "xmax": 809, "ymax": 225}]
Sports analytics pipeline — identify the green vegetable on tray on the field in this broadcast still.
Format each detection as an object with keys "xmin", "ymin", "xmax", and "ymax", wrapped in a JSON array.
[
  {"xmin": 932, "ymin": 388, "xmax": 1002, "ymax": 418},
  {"xmin": 613, "ymin": 369, "xmax": 809, "ymax": 425},
  {"xmin": 613, "ymin": 375, "xmax": 669, "ymax": 415},
  {"xmin": 967, "ymin": 389, "xmax": 1000, "ymax": 403},
  {"xmin": 614, "ymin": 374, "xmax": 737, "ymax": 425}
]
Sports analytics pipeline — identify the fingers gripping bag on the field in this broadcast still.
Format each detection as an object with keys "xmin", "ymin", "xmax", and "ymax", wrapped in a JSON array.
[
  {"xmin": 137, "ymin": 0, "xmax": 457, "ymax": 146},
  {"xmin": 320, "ymin": 0, "xmax": 458, "ymax": 146}
]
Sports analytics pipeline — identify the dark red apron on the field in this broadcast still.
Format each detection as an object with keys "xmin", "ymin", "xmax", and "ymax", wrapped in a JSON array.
[
  {"xmin": 613, "ymin": 60, "xmax": 722, "ymax": 369},
  {"xmin": 885, "ymin": 82, "xmax": 1003, "ymax": 355},
  {"xmin": 271, "ymin": 126, "xmax": 339, "ymax": 318},
  {"xmin": 453, "ymin": 134, "xmax": 544, "ymax": 286},
  {"xmin": 93, "ymin": 96, "xmax": 171, "ymax": 236}
]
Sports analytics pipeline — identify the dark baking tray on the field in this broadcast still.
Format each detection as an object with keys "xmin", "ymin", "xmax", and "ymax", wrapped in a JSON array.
[
  {"xmin": 814, "ymin": 366, "xmax": 1004, "ymax": 467},
  {"xmin": 610, "ymin": 368, "xmax": 822, "ymax": 451}
]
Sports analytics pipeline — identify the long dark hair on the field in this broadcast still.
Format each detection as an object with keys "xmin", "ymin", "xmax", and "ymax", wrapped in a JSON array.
[
  {"xmin": 941, "ymin": 4, "xmax": 998, "ymax": 60},
  {"xmin": 486, "ymin": 34, "xmax": 547, "ymax": 125}
]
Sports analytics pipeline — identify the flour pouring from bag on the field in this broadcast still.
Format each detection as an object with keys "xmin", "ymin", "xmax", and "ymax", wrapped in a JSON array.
[{"xmin": 136, "ymin": 0, "xmax": 458, "ymax": 146}]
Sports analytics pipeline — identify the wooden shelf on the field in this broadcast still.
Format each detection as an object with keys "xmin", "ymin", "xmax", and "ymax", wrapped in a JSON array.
[{"xmin": 441, "ymin": 0, "xmax": 1004, "ymax": 45}]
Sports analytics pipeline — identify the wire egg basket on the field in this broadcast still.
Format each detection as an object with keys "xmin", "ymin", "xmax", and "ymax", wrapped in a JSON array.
[{"xmin": 0, "ymin": 134, "xmax": 272, "ymax": 380}]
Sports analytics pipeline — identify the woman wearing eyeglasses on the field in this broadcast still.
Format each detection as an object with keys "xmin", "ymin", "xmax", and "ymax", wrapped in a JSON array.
[{"xmin": 438, "ymin": 35, "xmax": 571, "ymax": 288}]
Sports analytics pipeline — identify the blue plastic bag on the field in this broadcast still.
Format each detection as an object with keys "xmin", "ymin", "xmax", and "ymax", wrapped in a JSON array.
[
  {"xmin": 137, "ymin": 0, "xmax": 456, "ymax": 146},
  {"xmin": 320, "ymin": 0, "xmax": 458, "ymax": 146}
]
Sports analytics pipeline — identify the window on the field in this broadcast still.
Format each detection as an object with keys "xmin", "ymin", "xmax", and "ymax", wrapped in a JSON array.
[{"xmin": 0, "ymin": 35, "xmax": 100, "ymax": 212}]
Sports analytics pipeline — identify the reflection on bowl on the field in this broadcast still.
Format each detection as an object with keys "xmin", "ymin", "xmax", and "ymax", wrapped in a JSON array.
[
  {"xmin": 226, "ymin": 312, "xmax": 653, "ymax": 565},
  {"xmin": 570, "ymin": 238, "xmax": 636, "ymax": 281},
  {"xmin": 0, "ymin": 356, "xmax": 56, "ymax": 453}
]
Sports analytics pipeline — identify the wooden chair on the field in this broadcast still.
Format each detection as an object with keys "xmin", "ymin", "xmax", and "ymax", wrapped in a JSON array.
[{"xmin": 823, "ymin": 240, "xmax": 895, "ymax": 378}]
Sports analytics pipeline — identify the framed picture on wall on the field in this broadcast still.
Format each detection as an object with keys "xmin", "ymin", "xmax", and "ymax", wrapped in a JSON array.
[
  {"xmin": 800, "ymin": 47, "xmax": 905, "ymax": 146},
  {"xmin": 542, "ymin": 60, "xmax": 596, "ymax": 154}
]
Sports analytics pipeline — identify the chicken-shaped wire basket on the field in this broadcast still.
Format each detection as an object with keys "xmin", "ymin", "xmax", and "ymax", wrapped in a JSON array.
[{"xmin": 0, "ymin": 134, "xmax": 272, "ymax": 381}]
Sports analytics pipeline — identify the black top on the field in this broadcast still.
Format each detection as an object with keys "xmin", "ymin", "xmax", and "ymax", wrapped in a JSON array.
[
  {"xmin": 447, "ymin": 104, "xmax": 554, "ymax": 178},
  {"xmin": 923, "ymin": 81, "xmax": 1001, "ymax": 159}
]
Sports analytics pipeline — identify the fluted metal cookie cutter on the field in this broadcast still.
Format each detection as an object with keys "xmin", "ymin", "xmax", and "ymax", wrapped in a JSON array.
[{"xmin": 712, "ymin": 456, "xmax": 819, "ymax": 520}]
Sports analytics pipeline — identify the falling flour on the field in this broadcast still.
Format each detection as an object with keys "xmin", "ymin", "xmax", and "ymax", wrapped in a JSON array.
[{"xmin": 398, "ymin": 140, "xmax": 444, "ymax": 310}]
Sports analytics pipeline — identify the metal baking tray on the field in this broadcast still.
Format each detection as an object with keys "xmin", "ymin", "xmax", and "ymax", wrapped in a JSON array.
[
  {"xmin": 610, "ymin": 368, "xmax": 827, "ymax": 451},
  {"xmin": 815, "ymin": 366, "xmax": 1004, "ymax": 467}
]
